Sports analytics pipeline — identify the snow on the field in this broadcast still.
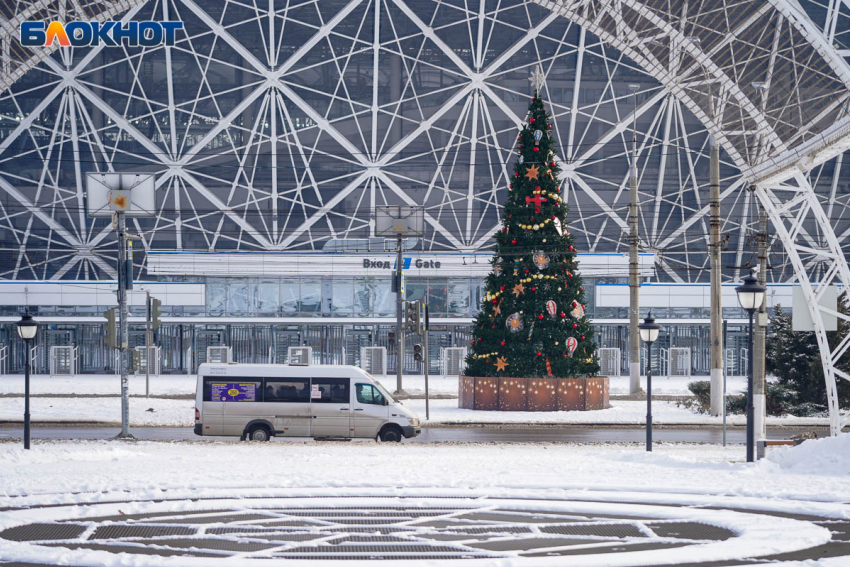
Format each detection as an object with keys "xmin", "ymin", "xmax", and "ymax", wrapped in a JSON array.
[
  {"xmin": 0, "ymin": 395, "xmax": 829, "ymax": 427},
  {"xmin": 0, "ymin": 373, "xmax": 196, "ymax": 397},
  {"xmin": 1, "ymin": 439, "xmax": 849, "ymax": 566},
  {"xmin": 762, "ymin": 432, "xmax": 850, "ymax": 476},
  {"xmin": 0, "ymin": 373, "xmax": 746, "ymax": 398}
]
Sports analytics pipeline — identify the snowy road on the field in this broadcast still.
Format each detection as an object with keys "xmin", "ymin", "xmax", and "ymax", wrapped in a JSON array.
[
  {"xmin": 0, "ymin": 424, "xmax": 829, "ymax": 444},
  {"xmin": 1, "ymin": 437, "xmax": 849, "ymax": 566}
]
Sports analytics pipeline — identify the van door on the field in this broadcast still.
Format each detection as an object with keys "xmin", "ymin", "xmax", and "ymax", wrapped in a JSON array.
[
  {"xmin": 263, "ymin": 378, "xmax": 311, "ymax": 436},
  {"xmin": 352, "ymin": 382, "xmax": 389, "ymax": 438},
  {"xmin": 310, "ymin": 378, "xmax": 351, "ymax": 438},
  {"xmin": 200, "ymin": 376, "xmax": 224, "ymax": 435}
]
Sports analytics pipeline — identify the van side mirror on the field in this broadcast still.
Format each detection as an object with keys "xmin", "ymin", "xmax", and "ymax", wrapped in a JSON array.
[{"xmin": 383, "ymin": 398, "xmax": 389, "ymax": 406}]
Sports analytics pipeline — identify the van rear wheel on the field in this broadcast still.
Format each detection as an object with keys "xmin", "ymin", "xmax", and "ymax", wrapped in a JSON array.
[
  {"xmin": 247, "ymin": 425, "xmax": 271, "ymax": 442},
  {"xmin": 378, "ymin": 426, "xmax": 402, "ymax": 443}
]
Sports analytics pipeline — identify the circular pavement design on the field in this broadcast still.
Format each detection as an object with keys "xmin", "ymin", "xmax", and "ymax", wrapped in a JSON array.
[{"xmin": 0, "ymin": 489, "xmax": 848, "ymax": 566}]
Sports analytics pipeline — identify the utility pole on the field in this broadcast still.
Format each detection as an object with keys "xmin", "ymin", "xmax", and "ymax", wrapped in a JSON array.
[
  {"xmin": 424, "ymin": 301, "xmax": 430, "ymax": 421},
  {"xmin": 754, "ymin": 202, "xmax": 768, "ymax": 440},
  {"xmin": 395, "ymin": 234, "xmax": 404, "ymax": 394},
  {"xmin": 116, "ymin": 213, "xmax": 133, "ymax": 438},
  {"xmin": 709, "ymin": 134, "xmax": 724, "ymax": 416},
  {"xmin": 145, "ymin": 290, "xmax": 151, "ymax": 399},
  {"xmin": 628, "ymin": 84, "xmax": 640, "ymax": 394}
]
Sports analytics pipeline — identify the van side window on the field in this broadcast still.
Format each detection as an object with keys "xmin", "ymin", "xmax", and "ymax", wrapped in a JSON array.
[
  {"xmin": 264, "ymin": 379, "xmax": 309, "ymax": 403},
  {"xmin": 355, "ymin": 383, "xmax": 384, "ymax": 405},
  {"xmin": 203, "ymin": 377, "xmax": 261, "ymax": 402},
  {"xmin": 310, "ymin": 378, "xmax": 349, "ymax": 404}
]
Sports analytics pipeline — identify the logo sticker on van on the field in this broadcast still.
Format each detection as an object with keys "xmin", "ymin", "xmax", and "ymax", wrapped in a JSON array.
[{"xmin": 210, "ymin": 382, "xmax": 256, "ymax": 402}]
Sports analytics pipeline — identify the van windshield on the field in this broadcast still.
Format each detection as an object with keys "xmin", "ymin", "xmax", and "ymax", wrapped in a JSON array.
[{"xmin": 373, "ymin": 381, "xmax": 396, "ymax": 405}]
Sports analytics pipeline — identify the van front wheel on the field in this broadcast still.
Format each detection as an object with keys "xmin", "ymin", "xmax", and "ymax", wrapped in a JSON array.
[
  {"xmin": 378, "ymin": 426, "xmax": 402, "ymax": 443},
  {"xmin": 247, "ymin": 425, "xmax": 271, "ymax": 442}
]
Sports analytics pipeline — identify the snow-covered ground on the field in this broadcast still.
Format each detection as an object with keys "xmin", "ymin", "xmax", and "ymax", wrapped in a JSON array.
[
  {"xmin": 0, "ymin": 395, "xmax": 829, "ymax": 427},
  {"xmin": 0, "ymin": 373, "xmax": 746, "ymax": 398},
  {"xmin": 1, "ymin": 434, "xmax": 848, "ymax": 565},
  {"xmin": 1, "ymin": 435, "xmax": 848, "ymax": 508}
]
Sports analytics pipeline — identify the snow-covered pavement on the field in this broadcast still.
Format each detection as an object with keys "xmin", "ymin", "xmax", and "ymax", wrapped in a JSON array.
[
  {"xmin": 0, "ymin": 373, "xmax": 749, "ymax": 398},
  {"xmin": 0, "ymin": 436, "xmax": 849, "ymax": 566}
]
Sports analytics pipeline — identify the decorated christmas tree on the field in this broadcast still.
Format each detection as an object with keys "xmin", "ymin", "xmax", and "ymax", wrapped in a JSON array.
[{"xmin": 465, "ymin": 75, "xmax": 600, "ymax": 379}]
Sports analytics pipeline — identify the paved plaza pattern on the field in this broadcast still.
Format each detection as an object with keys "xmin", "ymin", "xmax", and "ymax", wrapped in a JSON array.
[{"xmin": 0, "ymin": 490, "xmax": 848, "ymax": 565}]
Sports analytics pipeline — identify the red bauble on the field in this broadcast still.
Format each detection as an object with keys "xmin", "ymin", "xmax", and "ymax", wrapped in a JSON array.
[
  {"xmin": 515, "ymin": 173, "xmax": 519, "ymax": 177},
  {"xmin": 530, "ymin": 118, "xmax": 535, "ymax": 123},
  {"xmin": 492, "ymin": 299, "xmax": 498, "ymax": 304},
  {"xmin": 531, "ymin": 287, "xmax": 536, "ymax": 291},
  {"xmin": 470, "ymin": 341, "xmax": 475, "ymax": 345},
  {"xmin": 568, "ymin": 273, "xmax": 573, "ymax": 278},
  {"xmin": 492, "ymin": 325, "xmax": 495, "ymax": 329},
  {"xmin": 581, "ymin": 336, "xmax": 585, "ymax": 340},
  {"xmin": 533, "ymin": 147, "xmax": 539, "ymax": 152},
  {"xmin": 500, "ymin": 286, "xmax": 505, "ymax": 291},
  {"xmin": 563, "ymin": 354, "xmax": 567, "ymax": 358},
  {"xmin": 572, "ymin": 301, "xmax": 577, "ymax": 307},
  {"xmin": 535, "ymin": 186, "xmax": 541, "ymax": 190},
  {"xmin": 509, "ymin": 185, "xmax": 513, "ymax": 189},
  {"xmin": 552, "ymin": 215, "xmax": 556, "ymax": 220},
  {"xmin": 548, "ymin": 124, "xmax": 552, "ymax": 129},
  {"xmin": 538, "ymin": 314, "xmax": 543, "ymax": 320},
  {"xmin": 555, "ymin": 188, "xmax": 560, "ymax": 193},
  {"xmin": 478, "ymin": 338, "xmax": 482, "ymax": 341},
  {"xmin": 550, "ymin": 161, "xmax": 556, "ymax": 166},
  {"xmin": 511, "ymin": 239, "xmax": 517, "ymax": 244},
  {"xmin": 572, "ymin": 323, "xmax": 577, "ymax": 328},
  {"xmin": 524, "ymin": 269, "xmax": 529, "ymax": 274},
  {"xmin": 569, "ymin": 245, "xmax": 574, "ymax": 251},
  {"xmin": 537, "ymin": 352, "xmax": 542, "ymax": 356},
  {"xmin": 560, "ymin": 312, "xmax": 565, "ymax": 318},
  {"xmin": 580, "ymin": 286, "xmax": 584, "ymax": 291}
]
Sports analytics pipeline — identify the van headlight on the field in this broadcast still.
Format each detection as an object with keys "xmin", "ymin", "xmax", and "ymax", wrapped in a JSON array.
[{"xmin": 408, "ymin": 417, "xmax": 420, "ymax": 426}]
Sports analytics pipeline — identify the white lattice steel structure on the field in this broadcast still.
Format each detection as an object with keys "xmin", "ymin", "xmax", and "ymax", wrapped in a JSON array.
[{"xmin": 1, "ymin": 0, "xmax": 850, "ymax": 432}]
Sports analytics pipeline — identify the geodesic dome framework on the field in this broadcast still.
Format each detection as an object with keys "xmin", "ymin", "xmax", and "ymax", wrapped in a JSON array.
[{"xmin": 1, "ymin": 0, "xmax": 850, "ymax": 433}]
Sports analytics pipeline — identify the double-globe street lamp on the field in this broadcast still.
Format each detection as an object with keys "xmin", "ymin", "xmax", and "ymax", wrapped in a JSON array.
[
  {"xmin": 16, "ymin": 311, "xmax": 38, "ymax": 450},
  {"xmin": 735, "ymin": 271, "xmax": 767, "ymax": 463},
  {"xmin": 638, "ymin": 311, "xmax": 661, "ymax": 452}
]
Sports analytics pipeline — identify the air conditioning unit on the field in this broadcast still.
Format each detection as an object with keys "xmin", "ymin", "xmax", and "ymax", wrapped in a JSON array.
[
  {"xmin": 598, "ymin": 347, "xmax": 621, "ymax": 377},
  {"xmin": 442, "ymin": 347, "xmax": 467, "ymax": 377},
  {"xmin": 669, "ymin": 347, "xmax": 691, "ymax": 376},
  {"xmin": 288, "ymin": 346, "xmax": 313, "ymax": 366},
  {"xmin": 360, "ymin": 346, "xmax": 387, "ymax": 376}
]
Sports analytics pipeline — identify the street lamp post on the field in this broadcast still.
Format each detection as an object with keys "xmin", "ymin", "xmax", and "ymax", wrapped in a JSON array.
[
  {"xmin": 16, "ymin": 311, "xmax": 38, "ymax": 450},
  {"xmin": 638, "ymin": 311, "xmax": 661, "ymax": 452},
  {"xmin": 735, "ymin": 271, "xmax": 766, "ymax": 462}
]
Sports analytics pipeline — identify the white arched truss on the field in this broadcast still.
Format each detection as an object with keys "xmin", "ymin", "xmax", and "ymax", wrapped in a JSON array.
[{"xmin": 536, "ymin": 0, "xmax": 850, "ymax": 435}]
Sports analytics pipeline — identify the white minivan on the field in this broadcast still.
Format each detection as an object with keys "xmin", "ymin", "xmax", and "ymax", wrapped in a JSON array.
[{"xmin": 194, "ymin": 363, "xmax": 421, "ymax": 442}]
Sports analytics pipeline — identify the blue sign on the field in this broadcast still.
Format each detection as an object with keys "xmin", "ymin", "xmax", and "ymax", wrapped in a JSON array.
[{"xmin": 210, "ymin": 382, "xmax": 257, "ymax": 402}]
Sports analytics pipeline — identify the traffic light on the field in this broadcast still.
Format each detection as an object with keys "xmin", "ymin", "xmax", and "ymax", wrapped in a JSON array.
[
  {"xmin": 405, "ymin": 300, "xmax": 419, "ymax": 333},
  {"xmin": 388, "ymin": 331, "xmax": 395, "ymax": 346},
  {"xmin": 131, "ymin": 349, "xmax": 141, "ymax": 372},
  {"xmin": 150, "ymin": 297, "xmax": 163, "ymax": 330},
  {"xmin": 413, "ymin": 343, "xmax": 423, "ymax": 362},
  {"xmin": 104, "ymin": 308, "xmax": 117, "ymax": 349}
]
